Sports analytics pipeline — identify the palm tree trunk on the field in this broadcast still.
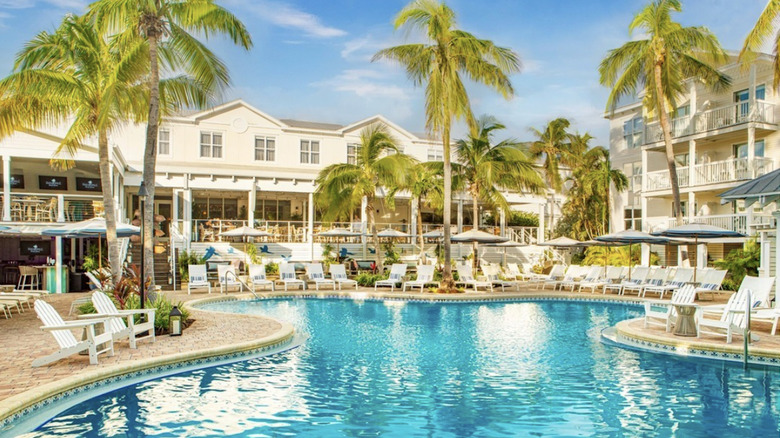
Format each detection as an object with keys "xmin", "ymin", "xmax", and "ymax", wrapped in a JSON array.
[
  {"xmin": 472, "ymin": 190, "xmax": 479, "ymax": 270},
  {"xmin": 417, "ymin": 197, "xmax": 424, "ymax": 262},
  {"xmin": 143, "ymin": 29, "xmax": 161, "ymax": 293},
  {"xmin": 442, "ymin": 124, "xmax": 454, "ymax": 290},
  {"xmin": 98, "ymin": 129, "xmax": 120, "ymax": 286},
  {"xmin": 366, "ymin": 198, "xmax": 380, "ymax": 267}
]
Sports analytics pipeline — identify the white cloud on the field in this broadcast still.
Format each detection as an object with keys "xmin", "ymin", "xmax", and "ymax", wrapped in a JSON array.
[
  {"xmin": 312, "ymin": 69, "xmax": 412, "ymax": 100},
  {"xmin": 226, "ymin": 0, "xmax": 345, "ymax": 38}
]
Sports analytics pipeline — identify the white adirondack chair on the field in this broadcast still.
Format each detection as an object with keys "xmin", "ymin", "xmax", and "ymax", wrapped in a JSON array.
[
  {"xmin": 187, "ymin": 265, "xmax": 211, "ymax": 295},
  {"xmin": 217, "ymin": 265, "xmax": 243, "ymax": 293},
  {"xmin": 249, "ymin": 264, "xmax": 275, "ymax": 292},
  {"xmin": 697, "ymin": 276, "xmax": 776, "ymax": 343},
  {"xmin": 403, "ymin": 264, "xmax": 439, "ymax": 292},
  {"xmin": 278, "ymin": 264, "xmax": 305, "ymax": 291},
  {"xmin": 644, "ymin": 284, "xmax": 697, "ymax": 331},
  {"xmin": 375, "ymin": 264, "xmax": 407, "ymax": 292},
  {"xmin": 85, "ymin": 291, "xmax": 156, "ymax": 349},
  {"xmin": 306, "ymin": 263, "xmax": 336, "ymax": 290},
  {"xmin": 330, "ymin": 264, "xmax": 357, "ymax": 290},
  {"xmin": 33, "ymin": 300, "xmax": 115, "ymax": 367}
]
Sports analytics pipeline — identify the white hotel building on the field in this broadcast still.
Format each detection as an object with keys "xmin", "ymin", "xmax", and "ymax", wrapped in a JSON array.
[
  {"xmin": 608, "ymin": 53, "xmax": 778, "ymax": 265},
  {"xmin": 0, "ymin": 100, "xmax": 549, "ymax": 288}
]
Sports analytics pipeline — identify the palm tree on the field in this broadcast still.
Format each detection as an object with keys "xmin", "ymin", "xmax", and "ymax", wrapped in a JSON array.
[
  {"xmin": 315, "ymin": 124, "xmax": 416, "ymax": 267},
  {"xmin": 390, "ymin": 162, "xmax": 445, "ymax": 263},
  {"xmin": 528, "ymin": 118, "xmax": 571, "ymax": 236},
  {"xmin": 583, "ymin": 147, "xmax": 628, "ymax": 235},
  {"xmin": 373, "ymin": 0, "xmax": 519, "ymax": 290},
  {"xmin": 89, "ymin": 0, "xmax": 252, "ymax": 288},
  {"xmin": 599, "ymin": 0, "xmax": 730, "ymax": 227},
  {"xmin": 454, "ymin": 116, "xmax": 543, "ymax": 265},
  {"xmin": 0, "ymin": 14, "xmax": 149, "ymax": 286},
  {"xmin": 740, "ymin": 0, "xmax": 780, "ymax": 87}
]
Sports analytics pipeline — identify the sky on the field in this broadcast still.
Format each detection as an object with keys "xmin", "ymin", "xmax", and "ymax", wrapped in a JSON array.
[{"xmin": 0, "ymin": 0, "xmax": 772, "ymax": 145}]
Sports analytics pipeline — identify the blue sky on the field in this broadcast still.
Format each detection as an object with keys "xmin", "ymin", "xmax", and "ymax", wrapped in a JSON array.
[{"xmin": 0, "ymin": 0, "xmax": 771, "ymax": 145}]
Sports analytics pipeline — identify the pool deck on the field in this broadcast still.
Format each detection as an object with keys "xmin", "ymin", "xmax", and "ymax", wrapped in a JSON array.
[{"xmin": 1, "ymin": 286, "xmax": 779, "ymax": 424}]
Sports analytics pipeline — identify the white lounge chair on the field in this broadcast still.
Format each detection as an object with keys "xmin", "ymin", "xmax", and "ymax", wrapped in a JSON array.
[
  {"xmin": 0, "ymin": 302, "xmax": 9, "ymax": 319},
  {"xmin": 483, "ymin": 264, "xmax": 516, "ymax": 292},
  {"xmin": 560, "ymin": 266, "xmax": 601, "ymax": 292},
  {"xmin": 642, "ymin": 268, "xmax": 693, "ymax": 299},
  {"xmin": 694, "ymin": 269, "xmax": 727, "ymax": 300},
  {"xmin": 619, "ymin": 267, "xmax": 658, "ymax": 296},
  {"xmin": 375, "ymin": 264, "xmax": 407, "ymax": 292},
  {"xmin": 403, "ymin": 265, "xmax": 439, "ymax": 292},
  {"xmin": 33, "ymin": 300, "xmax": 115, "ymax": 367},
  {"xmin": 306, "ymin": 263, "xmax": 336, "ymax": 290},
  {"xmin": 534, "ymin": 264, "xmax": 565, "ymax": 289},
  {"xmin": 542, "ymin": 265, "xmax": 576, "ymax": 290},
  {"xmin": 278, "ymin": 264, "xmax": 305, "ymax": 291},
  {"xmin": 83, "ymin": 291, "xmax": 156, "ymax": 349},
  {"xmin": 697, "ymin": 275, "xmax": 776, "ymax": 343},
  {"xmin": 187, "ymin": 265, "xmax": 211, "ymax": 294},
  {"xmin": 249, "ymin": 264, "xmax": 275, "ymax": 292},
  {"xmin": 330, "ymin": 264, "xmax": 357, "ymax": 290},
  {"xmin": 217, "ymin": 265, "xmax": 243, "ymax": 293},
  {"xmin": 644, "ymin": 284, "xmax": 697, "ymax": 331},
  {"xmin": 580, "ymin": 266, "xmax": 622, "ymax": 293},
  {"xmin": 456, "ymin": 265, "xmax": 492, "ymax": 292}
]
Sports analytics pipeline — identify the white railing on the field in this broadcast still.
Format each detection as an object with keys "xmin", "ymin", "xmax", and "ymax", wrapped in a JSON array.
[
  {"xmin": 645, "ymin": 157, "xmax": 774, "ymax": 192},
  {"xmin": 0, "ymin": 192, "xmax": 104, "ymax": 223},
  {"xmin": 643, "ymin": 100, "xmax": 776, "ymax": 145},
  {"xmin": 507, "ymin": 227, "xmax": 538, "ymax": 245},
  {"xmin": 646, "ymin": 166, "xmax": 688, "ymax": 191},
  {"xmin": 665, "ymin": 214, "xmax": 773, "ymax": 235}
]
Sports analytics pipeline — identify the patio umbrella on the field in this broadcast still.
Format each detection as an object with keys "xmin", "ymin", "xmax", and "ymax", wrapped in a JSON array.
[
  {"xmin": 652, "ymin": 223, "xmax": 745, "ymax": 282},
  {"xmin": 377, "ymin": 228, "xmax": 410, "ymax": 238},
  {"xmin": 595, "ymin": 229, "xmax": 669, "ymax": 281},
  {"xmin": 485, "ymin": 240, "xmax": 526, "ymax": 266},
  {"xmin": 422, "ymin": 229, "xmax": 444, "ymax": 239},
  {"xmin": 452, "ymin": 229, "xmax": 508, "ymax": 268},
  {"xmin": 538, "ymin": 236, "xmax": 581, "ymax": 248},
  {"xmin": 42, "ymin": 218, "xmax": 140, "ymax": 270},
  {"xmin": 219, "ymin": 226, "xmax": 273, "ymax": 258},
  {"xmin": 316, "ymin": 228, "xmax": 364, "ymax": 260}
]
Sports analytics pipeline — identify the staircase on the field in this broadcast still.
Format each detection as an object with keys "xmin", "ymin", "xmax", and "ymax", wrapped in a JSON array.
[{"xmin": 129, "ymin": 241, "xmax": 173, "ymax": 290}]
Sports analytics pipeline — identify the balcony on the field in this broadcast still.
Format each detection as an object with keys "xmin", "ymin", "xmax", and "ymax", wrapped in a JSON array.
[
  {"xmin": 643, "ymin": 100, "xmax": 776, "ymax": 145},
  {"xmin": 664, "ymin": 214, "xmax": 773, "ymax": 235},
  {"xmin": 0, "ymin": 193, "xmax": 104, "ymax": 223},
  {"xmin": 644, "ymin": 157, "xmax": 774, "ymax": 192}
]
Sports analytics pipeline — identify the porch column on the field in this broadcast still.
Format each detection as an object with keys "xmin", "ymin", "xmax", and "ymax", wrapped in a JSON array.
[
  {"xmin": 641, "ymin": 244, "xmax": 650, "ymax": 266},
  {"xmin": 687, "ymin": 192, "xmax": 695, "ymax": 222},
  {"xmin": 183, "ymin": 188, "xmax": 192, "ymax": 248},
  {"xmin": 308, "ymin": 192, "xmax": 315, "ymax": 260},
  {"xmin": 640, "ymin": 149, "xmax": 648, "ymax": 193},
  {"xmin": 499, "ymin": 208, "xmax": 506, "ymax": 237},
  {"xmin": 747, "ymin": 126, "xmax": 756, "ymax": 177},
  {"xmin": 457, "ymin": 199, "xmax": 463, "ymax": 233},
  {"xmin": 410, "ymin": 197, "xmax": 418, "ymax": 243},
  {"xmin": 57, "ymin": 195, "xmax": 65, "ymax": 222},
  {"xmin": 689, "ymin": 81, "xmax": 697, "ymax": 117},
  {"xmin": 640, "ymin": 195, "xmax": 648, "ymax": 232},
  {"xmin": 537, "ymin": 202, "xmax": 545, "ymax": 244},
  {"xmin": 2, "ymin": 155, "xmax": 10, "ymax": 221},
  {"xmin": 55, "ymin": 236, "xmax": 63, "ymax": 293},
  {"xmin": 248, "ymin": 180, "xmax": 256, "ymax": 227},
  {"xmin": 360, "ymin": 196, "xmax": 367, "ymax": 240},
  {"xmin": 688, "ymin": 139, "xmax": 696, "ymax": 187},
  {"xmin": 774, "ymin": 210, "xmax": 780, "ymax": 301},
  {"xmin": 759, "ymin": 230, "xmax": 770, "ymax": 277},
  {"xmin": 749, "ymin": 64, "xmax": 757, "ymax": 119},
  {"xmin": 172, "ymin": 189, "xmax": 179, "ymax": 230}
]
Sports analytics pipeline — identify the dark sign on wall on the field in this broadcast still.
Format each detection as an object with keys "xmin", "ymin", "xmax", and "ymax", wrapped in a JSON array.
[
  {"xmin": 0, "ymin": 175, "xmax": 25, "ymax": 189},
  {"xmin": 38, "ymin": 176, "xmax": 68, "ymax": 191},
  {"xmin": 76, "ymin": 177, "xmax": 102, "ymax": 192},
  {"xmin": 20, "ymin": 240, "xmax": 51, "ymax": 257}
]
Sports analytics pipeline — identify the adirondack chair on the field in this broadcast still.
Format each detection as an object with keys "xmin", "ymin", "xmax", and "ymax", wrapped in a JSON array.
[
  {"xmin": 249, "ymin": 264, "xmax": 275, "ymax": 292},
  {"xmin": 84, "ymin": 291, "xmax": 156, "ymax": 349},
  {"xmin": 187, "ymin": 265, "xmax": 211, "ymax": 295},
  {"xmin": 644, "ymin": 285, "xmax": 697, "ymax": 332},
  {"xmin": 403, "ymin": 264, "xmax": 440, "ymax": 292},
  {"xmin": 456, "ymin": 265, "xmax": 492, "ymax": 292},
  {"xmin": 330, "ymin": 264, "xmax": 357, "ymax": 290},
  {"xmin": 306, "ymin": 263, "xmax": 336, "ymax": 290},
  {"xmin": 375, "ymin": 264, "xmax": 407, "ymax": 292},
  {"xmin": 697, "ymin": 276, "xmax": 776, "ymax": 343},
  {"xmin": 33, "ymin": 300, "xmax": 114, "ymax": 367},
  {"xmin": 217, "ymin": 265, "xmax": 243, "ymax": 293}
]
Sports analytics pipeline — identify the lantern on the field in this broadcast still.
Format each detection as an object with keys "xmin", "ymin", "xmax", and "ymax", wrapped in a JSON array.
[{"xmin": 169, "ymin": 306, "xmax": 183, "ymax": 336}]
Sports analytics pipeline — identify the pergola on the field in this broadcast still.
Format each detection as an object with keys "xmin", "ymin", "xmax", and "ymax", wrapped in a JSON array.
[{"xmin": 719, "ymin": 168, "xmax": 780, "ymax": 299}]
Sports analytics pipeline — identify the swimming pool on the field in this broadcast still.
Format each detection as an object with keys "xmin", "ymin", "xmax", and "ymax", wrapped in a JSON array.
[{"xmin": 20, "ymin": 298, "xmax": 780, "ymax": 436}]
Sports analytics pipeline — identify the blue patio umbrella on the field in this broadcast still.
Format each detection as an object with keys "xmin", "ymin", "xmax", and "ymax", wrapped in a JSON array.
[
  {"xmin": 595, "ymin": 229, "xmax": 670, "ymax": 281},
  {"xmin": 42, "ymin": 218, "xmax": 140, "ymax": 269},
  {"xmin": 652, "ymin": 223, "xmax": 745, "ymax": 282}
]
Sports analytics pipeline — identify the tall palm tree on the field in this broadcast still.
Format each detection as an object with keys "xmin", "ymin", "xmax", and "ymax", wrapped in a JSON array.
[
  {"xmin": 740, "ymin": 0, "xmax": 780, "ymax": 87},
  {"xmin": 89, "ymin": 0, "xmax": 252, "ymax": 288},
  {"xmin": 373, "ymin": 0, "xmax": 519, "ymax": 290},
  {"xmin": 599, "ymin": 0, "xmax": 730, "ymax": 227},
  {"xmin": 454, "ymin": 116, "xmax": 543, "ymax": 265},
  {"xmin": 0, "ymin": 14, "xmax": 149, "ymax": 286},
  {"xmin": 315, "ymin": 124, "xmax": 416, "ymax": 267},
  {"xmin": 583, "ymin": 147, "xmax": 628, "ymax": 235},
  {"xmin": 528, "ymin": 118, "xmax": 571, "ymax": 236}
]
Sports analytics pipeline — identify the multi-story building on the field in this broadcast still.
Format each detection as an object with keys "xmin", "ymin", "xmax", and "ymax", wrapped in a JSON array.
[{"xmin": 608, "ymin": 53, "xmax": 777, "ymax": 264}]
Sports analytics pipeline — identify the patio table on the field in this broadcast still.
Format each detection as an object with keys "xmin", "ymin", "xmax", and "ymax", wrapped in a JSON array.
[{"xmin": 673, "ymin": 303, "xmax": 699, "ymax": 337}]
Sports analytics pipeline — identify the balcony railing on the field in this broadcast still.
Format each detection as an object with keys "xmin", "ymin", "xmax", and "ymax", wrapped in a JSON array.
[
  {"xmin": 665, "ymin": 214, "xmax": 773, "ymax": 235},
  {"xmin": 643, "ymin": 100, "xmax": 775, "ymax": 145},
  {"xmin": 0, "ymin": 193, "xmax": 104, "ymax": 223},
  {"xmin": 644, "ymin": 157, "xmax": 774, "ymax": 192}
]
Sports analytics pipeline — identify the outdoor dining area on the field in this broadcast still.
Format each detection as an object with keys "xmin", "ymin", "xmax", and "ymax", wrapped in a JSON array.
[{"xmin": 0, "ymin": 194, "xmax": 104, "ymax": 222}]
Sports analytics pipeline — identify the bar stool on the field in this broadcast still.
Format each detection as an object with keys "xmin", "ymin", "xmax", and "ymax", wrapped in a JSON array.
[{"xmin": 17, "ymin": 266, "xmax": 39, "ymax": 290}]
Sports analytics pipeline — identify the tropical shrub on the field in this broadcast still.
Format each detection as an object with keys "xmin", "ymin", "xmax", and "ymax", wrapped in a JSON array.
[
  {"xmin": 265, "ymin": 262, "xmax": 279, "ymax": 276},
  {"xmin": 178, "ymin": 250, "xmax": 204, "ymax": 280},
  {"xmin": 356, "ymin": 272, "xmax": 388, "ymax": 286},
  {"xmin": 246, "ymin": 244, "xmax": 261, "ymax": 265},
  {"xmin": 382, "ymin": 242, "xmax": 401, "ymax": 265},
  {"xmin": 714, "ymin": 240, "xmax": 760, "ymax": 291},
  {"xmin": 79, "ymin": 292, "xmax": 190, "ymax": 334}
]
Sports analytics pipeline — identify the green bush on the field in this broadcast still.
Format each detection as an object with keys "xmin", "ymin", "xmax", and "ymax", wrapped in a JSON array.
[
  {"xmin": 78, "ymin": 293, "xmax": 190, "ymax": 334},
  {"xmin": 265, "ymin": 262, "xmax": 279, "ymax": 275},
  {"xmin": 356, "ymin": 272, "xmax": 388, "ymax": 286},
  {"xmin": 178, "ymin": 250, "xmax": 204, "ymax": 280},
  {"xmin": 714, "ymin": 240, "xmax": 760, "ymax": 291},
  {"xmin": 484, "ymin": 211, "xmax": 539, "ymax": 227},
  {"xmin": 246, "ymin": 244, "xmax": 261, "ymax": 265}
]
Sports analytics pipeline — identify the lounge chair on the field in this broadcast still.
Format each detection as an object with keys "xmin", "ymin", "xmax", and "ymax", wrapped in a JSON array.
[
  {"xmin": 248, "ymin": 264, "xmax": 275, "ymax": 292},
  {"xmin": 187, "ymin": 265, "xmax": 211, "ymax": 294},
  {"xmin": 643, "ymin": 284, "xmax": 697, "ymax": 331},
  {"xmin": 0, "ymin": 302, "xmax": 8, "ymax": 319},
  {"xmin": 693, "ymin": 269, "xmax": 727, "ymax": 300},
  {"xmin": 541, "ymin": 265, "xmax": 577, "ymax": 290},
  {"xmin": 375, "ymin": 264, "xmax": 407, "ymax": 292},
  {"xmin": 548, "ymin": 265, "xmax": 588, "ymax": 291},
  {"xmin": 306, "ymin": 263, "xmax": 336, "ymax": 290},
  {"xmin": 403, "ymin": 264, "xmax": 439, "ymax": 292},
  {"xmin": 697, "ymin": 275, "xmax": 776, "ymax": 343},
  {"xmin": 483, "ymin": 264, "xmax": 517, "ymax": 291},
  {"xmin": 580, "ymin": 266, "xmax": 622, "ymax": 293},
  {"xmin": 456, "ymin": 265, "xmax": 492, "ymax": 292},
  {"xmin": 33, "ymin": 300, "xmax": 115, "ymax": 367},
  {"xmin": 619, "ymin": 267, "xmax": 658, "ymax": 296},
  {"xmin": 217, "ymin": 265, "xmax": 243, "ymax": 293},
  {"xmin": 560, "ymin": 266, "xmax": 601, "ymax": 292},
  {"xmin": 330, "ymin": 264, "xmax": 357, "ymax": 290},
  {"xmin": 641, "ymin": 268, "xmax": 693, "ymax": 299},
  {"xmin": 535, "ymin": 264, "xmax": 566, "ymax": 289},
  {"xmin": 82, "ymin": 291, "xmax": 155, "ymax": 349},
  {"xmin": 278, "ymin": 264, "xmax": 305, "ymax": 291}
]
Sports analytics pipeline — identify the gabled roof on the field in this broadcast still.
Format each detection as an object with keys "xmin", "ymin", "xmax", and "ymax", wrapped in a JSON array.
[
  {"xmin": 339, "ymin": 114, "xmax": 419, "ymax": 141},
  {"xmin": 720, "ymin": 168, "xmax": 780, "ymax": 203},
  {"xmin": 280, "ymin": 119, "xmax": 343, "ymax": 131},
  {"xmin": 176, "ymin": 99, "xmax": 287, "ymax": 127}
]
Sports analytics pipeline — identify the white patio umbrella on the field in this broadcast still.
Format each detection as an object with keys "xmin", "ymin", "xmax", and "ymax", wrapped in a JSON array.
[
  {"xmin": 538, "ymin": 236, "xmax": 581, "ymax": 248},
  {"xmin": 316, "ymin": 228, "xmax": 364, "ymax": 259},
  {"xmin": 652, "ymin": 223, "xmax": 744, "ymax": 282},
  {"xmin": 219, "ymin": 226, "xmax": 272, "ymax": 239},
  {"xmin": 377, "ymin": 228, "xmax": 411, "ymax": 238},
  {"xmin": 451, "ymin": 229, "xmax": 508, "ymax": 269},
  {"xmin": 422, "ymin": 229, "xmax": 444, "ymax": 239},
  {"xmin": 484, "ymin": 240, "xmax": 526, "ymax": 266},
  {"xmin": 42, "ymin": 218, "xmax": 140, "ymax": 269}
]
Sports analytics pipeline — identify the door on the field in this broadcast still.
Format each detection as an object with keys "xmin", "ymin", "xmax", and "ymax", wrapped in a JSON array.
[{"xmin": 156, "ymin": 202, "xmax": 172, "ymax": 238}]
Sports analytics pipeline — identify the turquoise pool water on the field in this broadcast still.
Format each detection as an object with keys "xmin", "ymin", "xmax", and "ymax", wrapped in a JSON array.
[{"xmin": 22, "ymin": 299, "xmax": 780, "ymax": 436}]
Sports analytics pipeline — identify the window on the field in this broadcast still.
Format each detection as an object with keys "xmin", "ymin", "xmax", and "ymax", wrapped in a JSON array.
[
  {"xmin": 347, "ymin": 143, "xmax": 360, "ymax": 164},
  {"xmin": 735, "ymin": 85, "xmax": 765, "ymax": 102},
  {"xmin": 733, "ymin": 139, "xmax": 765, "ymax": 158},
  {"xmin": 427, "ymin": 149, "xmax": 443, "ymax": 161},
  {"xmin": 629, "ymin": 162, "xmax": 642, "ymax": 191},
  {"xmin": 674, "ymin": 153, "xmax": 689, "ymax": 167},
  {"xmin": 675, "ymin": 201, "xmax": 697, "ymax": 218},
  {"xmin": 300, "ymin": 140, "xmax": 320, "ymax": 164},
  {"xmin": 623, "ymin": 117, "xmax": 643, "ymax": 149},
  {"xmin": 158, "ymin": 129, "xmax": 170, "ymax": 155},
  {"xmin": 624, "ymin": 208, "xmax": 641, "ymax": 231},
  {"xmin": 254, "ymin": 136, "xmax": 275, "ymax": 161},
  {"xmin": 200, "ymin": 132, "xmax": 222, "ymax": 158},
  {"xmin": 673, "ymin": 105, "xmax": 690, "ymax": 119}
]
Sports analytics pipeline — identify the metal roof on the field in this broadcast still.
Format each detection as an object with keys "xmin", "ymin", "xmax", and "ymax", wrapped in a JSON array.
[{"xmin": 719, "ymin": 168, "xmax": 780, "ymax": 201}]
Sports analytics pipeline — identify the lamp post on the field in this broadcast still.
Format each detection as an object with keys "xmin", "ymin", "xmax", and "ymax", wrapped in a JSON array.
[{"xmin": 138, "ymin": 182, "xmax": 148, "ymax": 311}]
